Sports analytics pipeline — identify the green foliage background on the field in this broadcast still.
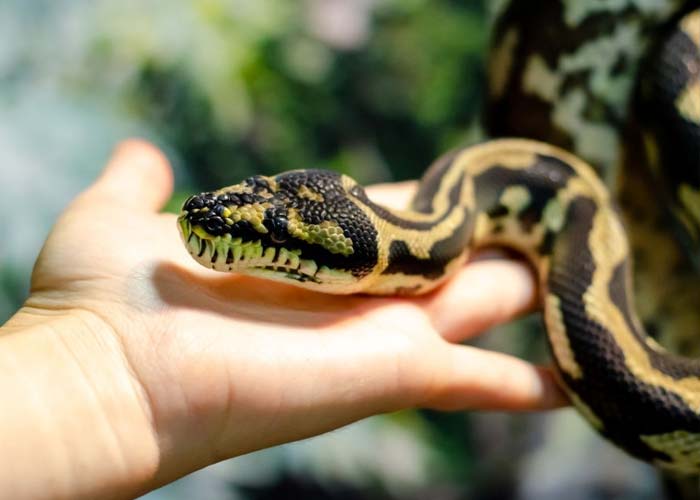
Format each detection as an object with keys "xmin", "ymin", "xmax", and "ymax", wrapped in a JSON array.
[{"xmin": 114, "ymin": 0, "xmax": 488, "ymax": 191}]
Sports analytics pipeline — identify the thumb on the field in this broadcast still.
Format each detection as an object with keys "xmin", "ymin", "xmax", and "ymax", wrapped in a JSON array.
[{"xmin": 77, "ymin": 139, "xmax": 174, "ymax": 212}]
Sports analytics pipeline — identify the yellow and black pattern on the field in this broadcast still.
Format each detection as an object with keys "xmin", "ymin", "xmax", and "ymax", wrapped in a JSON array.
[
  {"xmin": 638, "ymin": 9, "xmax": 700, "ymax": 252},
  {"xmin": 486, "ymin": 0, "xmax": 692, "ymax": 179},
  {"xmin": 179, "ymin": 137, "xmax": 697, "ymax": 471},
  {"xmin": 178, "ymin": 1, "xmax": 700, "ymax": 473}
]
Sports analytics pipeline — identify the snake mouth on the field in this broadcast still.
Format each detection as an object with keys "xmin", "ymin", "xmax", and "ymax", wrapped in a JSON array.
[{"xmin": 178, "ymin": 217, "xmax": 354, "ymax": 285}]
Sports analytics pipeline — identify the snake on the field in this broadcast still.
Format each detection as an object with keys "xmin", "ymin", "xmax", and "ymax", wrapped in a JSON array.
[{"xmin": 177, "ymin": 4, "xmax": 700, "ymax": 472}]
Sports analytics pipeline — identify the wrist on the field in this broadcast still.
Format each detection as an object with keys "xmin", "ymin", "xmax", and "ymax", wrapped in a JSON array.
[{"xmin": 0, "ymin": 307, "xmax": 159, "ymax": 499}]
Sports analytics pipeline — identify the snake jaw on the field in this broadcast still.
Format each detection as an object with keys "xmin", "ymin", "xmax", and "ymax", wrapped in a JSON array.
[{"xmin": 178, "ymin": 215, "xmax": 356, "ymax": 286}]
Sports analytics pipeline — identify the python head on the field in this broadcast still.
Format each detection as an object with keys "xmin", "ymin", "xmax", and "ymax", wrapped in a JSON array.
[{"xmin": 178, "ymin": 170, "xmax": 379, "ymax": 293}]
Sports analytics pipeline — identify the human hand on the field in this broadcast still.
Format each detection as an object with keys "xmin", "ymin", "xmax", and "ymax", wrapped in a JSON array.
[{"xmin": 1, "ymin": 140, "xmax": 566, "ymax": 499}]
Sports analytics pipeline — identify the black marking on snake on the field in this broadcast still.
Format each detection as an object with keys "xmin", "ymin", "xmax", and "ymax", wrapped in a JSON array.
[
  {"xmin": 549, "ymin": 196, "xmax": 700, "ymax": 463},
  {"xmin": 538, "ymin": 229, "xmax": 557, "ymax": 256},
  {"xmin": 611, "ymin": 53, "xmax": 631, "ymax": 77},
  {"xmin": 474, "ymin": 154, "xmax": 575, "ymax": 232},
  {"xmin": 411, "ymin": 149, "xmax": 461, "ymax": 214},
  {"xmin": 358, "ymin": 171, "xmax": 466, "ymax": 231},
  {"xmin": 486, "ymin": 1, "xmax": 602, "ymax": 147},
  {"xmin": 609, "ymin": 259, "xmax": 700, "ymax": 380},
  {"xmin": 382, "ymin": 208, "xmax": 472, "ymax": 278},
  {"xmin": 276, "ymin": 169, "xmax": 342, "ymax": 205},
  {"xmin": 429, "ymin": 208, "xmax": 473, "ymax": 264},
  {"xmin": 608, "ymin": 259, "xmax": 643, "ymax": 345},
  {"xmin": 244, "ymin": 175, "xmax": 273, "ymax": 193},
  {"xmin": 487, "ymin": 205, "xmax": 510, "ymax": 218},
  {"xmin": 638, "ymin": 16, "xmax": 700, "ymax": 246},
  {"xmin": 383, "ymin": 241, "xmax": 434, "ymax": 277},
  {"xmin": 485, "ymin": 1, "xmax": 681, "ymax": 164}
]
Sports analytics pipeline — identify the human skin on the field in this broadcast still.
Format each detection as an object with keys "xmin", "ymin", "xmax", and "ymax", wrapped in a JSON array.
[{"xmin": 0, "ymin": 140, "xmax": 566, "ymax": 499}]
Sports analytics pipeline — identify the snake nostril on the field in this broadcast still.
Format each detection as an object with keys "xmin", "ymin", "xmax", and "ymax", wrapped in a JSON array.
[
  {"xmin": 184, "ymin": 195, "xmax": 205, "ymax": 211},
  {"xmin": 184, "ymin": 193, "xmax": 220, "ymax": 214}
]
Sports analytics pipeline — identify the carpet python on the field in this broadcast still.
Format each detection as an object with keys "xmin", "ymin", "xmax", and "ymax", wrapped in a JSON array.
[{"xmin": 178, "ymin": 2, "xmax": 700, "ymax": 472}]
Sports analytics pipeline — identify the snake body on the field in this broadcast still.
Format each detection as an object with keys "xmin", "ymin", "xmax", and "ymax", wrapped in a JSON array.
[{"xmin": 178, "ymin": 5, "xmax": 700, "ymax": 471}]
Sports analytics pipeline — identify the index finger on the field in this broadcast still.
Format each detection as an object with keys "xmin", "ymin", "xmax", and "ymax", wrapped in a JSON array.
[{"xmin": 365, "ymin": 181, "xmax": 418, "ymax": 209}]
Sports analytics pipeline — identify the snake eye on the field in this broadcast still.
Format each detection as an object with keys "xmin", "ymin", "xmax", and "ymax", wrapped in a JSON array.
[
  {"xmin": 270, "ymin": 233, "xmax": 287, "ymax": 244},
  {"xmin": 349, "ymin": 185, "xmax": 363, "ymax": 198},
  {"xmin": 265, "ymin": 215, "xmax": 288, "ymax": 244}
]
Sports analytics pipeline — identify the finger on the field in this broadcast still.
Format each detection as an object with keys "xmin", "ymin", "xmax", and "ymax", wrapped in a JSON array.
[
  {"xmin": 426, "ymin": 252, "xmax": 538, "ymax": 342},
  {"xmin": 422, "ymin": 344, "xmax": 568, "ymax": 411},
  {"xmin": 365, "ymin": 181, "xmax": 418, "ymax": 210},
  {"xmin": 76, "ymin": 139, "xmax": 174, "ymax": 212}
]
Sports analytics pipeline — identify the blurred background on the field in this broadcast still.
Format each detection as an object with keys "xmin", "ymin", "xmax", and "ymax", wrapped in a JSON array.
[{"xmin": 0, "ymin": 0, "xmax": 667, "ymax": 498}]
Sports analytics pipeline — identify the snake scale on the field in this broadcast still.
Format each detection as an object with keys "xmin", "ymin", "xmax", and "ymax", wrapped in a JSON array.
[{"xmin": 178, "ymin": 2, "xmax": 700, "ymax": 472}]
